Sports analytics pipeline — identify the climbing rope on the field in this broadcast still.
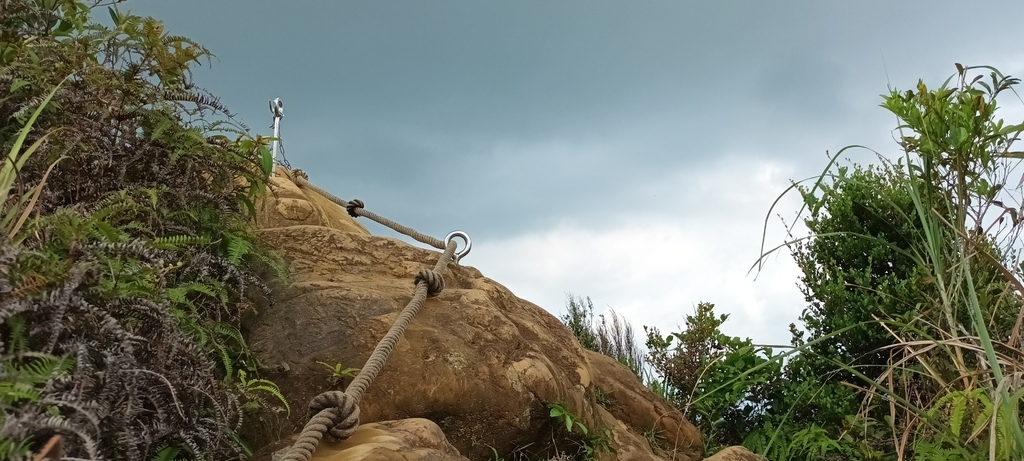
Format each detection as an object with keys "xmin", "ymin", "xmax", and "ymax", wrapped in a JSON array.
[
  {"xmin": 281, "ymin": 172, "xmax": 469, "ymax": 461},
  {"xmin": 292, "ymin": 174, "xmax": 473, "ymax": 259}
]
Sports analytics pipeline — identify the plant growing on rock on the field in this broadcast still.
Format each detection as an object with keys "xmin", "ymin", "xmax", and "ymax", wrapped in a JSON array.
[
  {"xmin": 545, "ymin": 403, "xmax": 613, "ymax": 461},
  {"xmin": 548, "ymin": 403, "xmax": 588, "ymax": 436},
  {"xmin": 316, "ymin": 361, "xmax": 360, "ymax": 387},
  {"xmin": 560, "ymin": 294, "xmax": 645, "ymax": 378}
]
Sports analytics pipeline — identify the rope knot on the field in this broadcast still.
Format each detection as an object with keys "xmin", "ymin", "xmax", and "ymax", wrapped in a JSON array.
[
  {"xmin": 307, "ymin": 391, "xmax": 360, "ymax": 441},
  {"xmin": 415, "ymin": 269, "xmax": 445, "ymax": 297},
  {"xmin": 345, "ymin": 199, "xmax": 365, "ymax": 218}
]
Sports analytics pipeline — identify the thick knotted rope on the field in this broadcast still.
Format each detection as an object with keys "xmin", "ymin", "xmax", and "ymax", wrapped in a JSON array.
[
  {"xmin": 279, "ymin": 240, "xmax": 459, "ymax": 461},
  {"xmin": 345, "ymin": 199, "xmax": 364, "ymax": 218},
  {"xmin": 416, "ymin": 268, "xmax": 445, "ymax": 297},
  {"xmin": 293, "ymin": 175, "xmax": 445, "ymax": 250}
]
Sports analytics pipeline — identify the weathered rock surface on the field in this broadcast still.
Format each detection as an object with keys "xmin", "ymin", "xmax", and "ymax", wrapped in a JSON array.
[
  {"xmin": 701, "ymin": 447, "xmax": 765, "ymax": 461},
  {"xmin": 258, "ymin": 168, "xmax": 369, "ymax": 235},
  {"xmin": 262, "ymin": 419, "xmax": 468, "ymax": 461},
  {"xmin": 249, "ymin": 171, "xmax": 703, "ymax": 461}
]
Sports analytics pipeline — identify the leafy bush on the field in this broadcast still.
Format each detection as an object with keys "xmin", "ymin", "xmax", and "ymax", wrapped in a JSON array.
[
  {"xmin": 754, "ymin": 64, "xmax": 1024, "ymax": 460},
  {"xmin": 644, "ymin": 302, "xmax": 781, "ymax": 453}
]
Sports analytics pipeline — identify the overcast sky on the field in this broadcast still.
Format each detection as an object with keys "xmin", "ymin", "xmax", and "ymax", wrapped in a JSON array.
[{"xmin": 123, "ymin": 1, "xmax": 1024, "ymax": 346}]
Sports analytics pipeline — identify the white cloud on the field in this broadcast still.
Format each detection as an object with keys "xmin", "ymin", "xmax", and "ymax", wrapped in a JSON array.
[{"xmin": 469, "ymin": 155, "xmax": 808, "ymax": 347}]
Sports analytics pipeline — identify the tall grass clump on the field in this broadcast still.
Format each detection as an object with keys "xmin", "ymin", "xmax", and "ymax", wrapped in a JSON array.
[
  {"xmin": 868, "ymin": 63, "xmax": 1024, "ymax": 460},
  {"xmin": 560, "ymin": 294, "xmax": 646, "ymax": 378},
  {"xmin": 753, "ymin": 64, "xmax": 1024, "ymax": 460}
]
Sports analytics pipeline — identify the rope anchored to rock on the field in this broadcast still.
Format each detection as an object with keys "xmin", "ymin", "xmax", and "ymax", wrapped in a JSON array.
[
  {"xmin": 293, "ymin": 174, "xmax": 471, "ymax": 263},
  {"xmin": 282, "ymin": 173, "xmax": 469, "ymax": 461}
]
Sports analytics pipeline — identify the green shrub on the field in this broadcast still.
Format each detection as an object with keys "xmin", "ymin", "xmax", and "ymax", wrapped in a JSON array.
[
  {"xmin": 755, "ymin": 63, "xmax": 1024, "ymax": 460},
  {"xmin": 645, "ymin": 302, "xmax": 781, "ymax": 453}
]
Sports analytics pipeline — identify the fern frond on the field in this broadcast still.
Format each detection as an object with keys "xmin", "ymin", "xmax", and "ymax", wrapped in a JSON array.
[
  {"xmin": 152, "ymin": 234, "xmax": 209, "ymax": 250},
  {"xmin": 0, "ymin": 381, "xmax": 40, "ymax": 404},
  {"xmin": 0, "ymin": 437, "xmax": 33, "ymax": 459},
  {"xmin": 3, "ymin": 315, "xmax": 28, "ymax": 354},
  {"xmin": 224, "ymin": 233, "xmax": 253, "ymax": 266},
  {"xmin": 33, "ymin": 415, "xmax": 100, "ymax": 459},
  {"xmin": 152, "ymin": 445, "xmax": 186, "ymax": 461},
  {"xmin": 235, "ymin": 370, "xmax": 289, "ymax": 416},
  {"xmin": 39, "ymin": 398, "xmax": 101, "ymax": 433}
]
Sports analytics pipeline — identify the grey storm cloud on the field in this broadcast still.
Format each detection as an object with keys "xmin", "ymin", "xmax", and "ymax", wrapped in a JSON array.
[
  {"xmin": 125, "ymin": 0, "xmax": 1023, "ymax": 242},
  {"xmin": 117, "ymin": 0, "xmax": 1024, "ymax": 344}
]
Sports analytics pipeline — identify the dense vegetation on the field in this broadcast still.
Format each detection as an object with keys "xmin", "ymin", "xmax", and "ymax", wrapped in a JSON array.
[
  {"xmin": 564, "ymin": 64, "xmax": 1024, "ymax": 460},
  {"xmin": 4, "ymin": 2, "xmax": 1022, "ymax": 461},
  {"xmin": 0, "ymin": 1, "xmax": 285, "ymax": 459}
]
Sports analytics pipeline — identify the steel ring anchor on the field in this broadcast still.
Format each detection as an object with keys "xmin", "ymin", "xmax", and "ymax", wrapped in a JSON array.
[{"xmin": 444, "ymin": 231, "xmax": 472, "ymax": 264}]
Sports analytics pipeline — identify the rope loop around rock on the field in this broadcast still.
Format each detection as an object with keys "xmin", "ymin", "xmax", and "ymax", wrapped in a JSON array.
[
  {"xmin": 279, "ymin": 390, "xmax": 360, "ymax": 461},
  {"xmin": 415, "ymin": 268, "xmax": 445, "ymax": 297},
  {"xmin": 308, "ymin": 391, "xmax": 361, "ymax": 440},
  {"xmin": 345, "ymin": 199, "xmax": 364, "ymax": 218}
]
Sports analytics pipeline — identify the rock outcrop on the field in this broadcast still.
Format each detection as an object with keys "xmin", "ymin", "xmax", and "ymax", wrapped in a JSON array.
[
  {"xmin": 249, "ymin": 169, "xmax": 704, "ymax": 461},
  {"xmin": 701, "ymin": 447, "xmax": 765, "ymax": 461},
  {"xmin": 268, "ymin": 419, "xmax": 469, "ymax": 461}
]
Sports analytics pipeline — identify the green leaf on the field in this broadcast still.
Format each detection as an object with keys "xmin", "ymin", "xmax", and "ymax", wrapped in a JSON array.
[
  {"xmin": 237, "ymin": 194, "xmax": 257, "ymax": 220},
  {"xmin": 9, "ymin": 79, "xmax": 28, "ymax": 93},
  {"xmin": 54, "ymin": 20, "xmax": 74, "ymax": 36},
  {"xmin": 949, "ymin": 392, "xmax": 966, "ymax": 437},
  {"xmin": 260, "ymin": 144, "xmax": 273, "ymax": 176},
  {"xmin": 153, "ymin": 446, "xmax": 181, "ymax": 461},
  {"xmin": 998, "ymin": 123, "xmax": 1024, "ymax": 136}
]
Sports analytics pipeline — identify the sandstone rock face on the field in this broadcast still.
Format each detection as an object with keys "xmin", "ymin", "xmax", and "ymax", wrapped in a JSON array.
[
  {"xmin": 584, "ymin": 352, "xmax": 702, "ymax": 461},
  {"xmin": 265, "ymin": 419, "xmax": 468, "ymax": 461},
  {"xmin": 249, "ymin": 172, "xmax": 702, "ymax": 461},
  {"xmin": 258, "ymin": 167, "xmax": 369, "ymax": 234},
  {"xmin": 701, "ymin": 447, "xmax": 765, "ymax": 461}
]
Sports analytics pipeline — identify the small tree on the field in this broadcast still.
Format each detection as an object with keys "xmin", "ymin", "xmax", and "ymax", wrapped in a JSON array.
[{"xmin": 645, "ymin": 302, "xmax": 781, "ymax": 452}]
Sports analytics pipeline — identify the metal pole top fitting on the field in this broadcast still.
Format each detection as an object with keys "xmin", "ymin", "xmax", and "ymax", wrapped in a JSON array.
[{"xmin": 270, "ymin": 98, "xmax": 284, "ymax": 118}]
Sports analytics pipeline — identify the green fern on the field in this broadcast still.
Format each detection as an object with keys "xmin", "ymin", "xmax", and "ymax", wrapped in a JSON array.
[
  {"xmin": 150, "ymin": 445, "xmax": 190, "ymax": 461},
  {"xmin": 0, "ymin": 438, "xmax": 33, "ymax": 459},
  {"xmin": 224, "ymin": 232, "xmax": 253, "ymax": 265},
  {"xmin": 0, "ymin": 352, "xmax": 73, "ymax": 407},
  {"xmin": 250, "ymin": 246, "xmax": 289, "ymax": 281},
  {"xmin": 235, "ymin": 369, "xmax": 290, "ymax": 416},
  {"xmin": 925, "ymin": 388, "xmax": 993, "ymax": 446},
  {"xmin": 166, "ymin": 281, "xmax": 224, "ymax": 306},
  {"xmin": 3, "ymin": 315, "xmax": 28, "ymax": 354},
  {"xmin": 152, "ymin": 234, "xmax": 211, "ymax": 250},
  {"xmin": 1, "ymin": 317, "xmax": 74, "ymax": 406},
  {"xmin": 207, "ymin": 321, "xmax": 248, "ymax": 381},
  {"xmin": 92, "ymin": 218, "xmax": 128, "ymax": 243}
]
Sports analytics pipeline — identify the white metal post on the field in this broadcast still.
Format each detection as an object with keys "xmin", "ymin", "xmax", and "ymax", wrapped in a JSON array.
[{"xmin": 269, "ymin": 98, "xmax": 284, "ymax": 177}]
